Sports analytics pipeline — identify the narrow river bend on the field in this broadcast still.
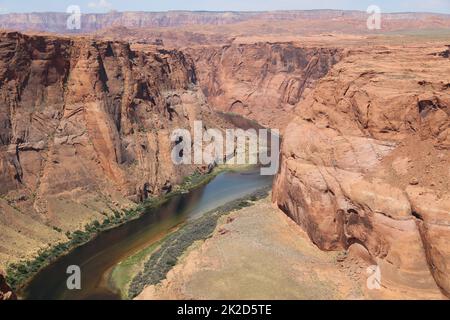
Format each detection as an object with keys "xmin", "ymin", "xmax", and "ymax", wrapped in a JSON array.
[{"xmin": 23, "ymin": 167, "xmax": 272, "ymax": 300}]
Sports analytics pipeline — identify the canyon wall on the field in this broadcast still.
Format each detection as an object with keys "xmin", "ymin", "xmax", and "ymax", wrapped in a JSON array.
[
  {"xmin": 273, "ymin": 44, "xmax": 450, "ymax": 298},
  {"xmin": 186, "ymin": 43, "xmax": 342, "ymax": 129},
  {"xmin": 0, "ymin": 31, "xmax": 226, "ymax": 268}
]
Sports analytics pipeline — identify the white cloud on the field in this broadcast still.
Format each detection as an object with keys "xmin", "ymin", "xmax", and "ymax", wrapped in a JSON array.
[{"xmin": 88, "ymin": 0, "xmax": 113, "ymax": 9}]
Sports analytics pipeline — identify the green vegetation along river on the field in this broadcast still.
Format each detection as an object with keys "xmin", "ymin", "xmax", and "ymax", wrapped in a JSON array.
[{"xmin": 22, "ymin": 167, "xmax": 272, "ymax": 299}]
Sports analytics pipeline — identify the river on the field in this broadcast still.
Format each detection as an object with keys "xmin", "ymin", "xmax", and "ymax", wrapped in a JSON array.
[
  {"xmin": 22, "ymin": 113, "xmax": 278, "ymax": 300},
  {"xmin": 23, "ymin": 167, "xmax": 272, "ymax": 300}
]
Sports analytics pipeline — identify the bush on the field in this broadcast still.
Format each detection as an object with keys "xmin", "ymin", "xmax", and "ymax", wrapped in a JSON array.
[{"xmin": 93, "ymin": 220, "xmax": 101, "ymax": 229}]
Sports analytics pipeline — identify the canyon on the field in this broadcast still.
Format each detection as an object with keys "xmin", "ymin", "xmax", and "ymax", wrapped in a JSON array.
[
  {"xmin": 0, "ymin": 30, "xmax": 340, "ymax": 271},
  {"xmin": 0, "ymin": 10, "xmax": 449, "ymax": 300},
  {"xmin": 0, "ymin": 30, "xmax": 229, "ymax": 268},
  {"xmin": 178, "ymin": 37, "xmax": 450, "ymax": 299},
  {"xmin": 184, "ymin": 43, "xmax": 342, "ymax": 129}
]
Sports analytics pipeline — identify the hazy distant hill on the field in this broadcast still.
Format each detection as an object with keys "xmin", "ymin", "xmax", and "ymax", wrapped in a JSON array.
[{"xmin": 0, "ymin": 10, "xmax": 450, "ymax": 34}]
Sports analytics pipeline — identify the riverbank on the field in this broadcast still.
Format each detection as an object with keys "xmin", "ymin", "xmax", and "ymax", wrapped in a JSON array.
[
  {"xmin": 110, "ymin": 187, "xmax": 270, "ymax": 299},
  {"xmin": 7, "ymin": 164, "xmax": 247, "ymax": 296},
  {"xmin": 134, "ymin": 194, "xmax": 369, "ymax": 300}
]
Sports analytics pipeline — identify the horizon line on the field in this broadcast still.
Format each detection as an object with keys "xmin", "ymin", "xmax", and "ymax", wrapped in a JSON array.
[{"xmin": 0, "ymin": 9, "xmax": 449, "ymax": 16}]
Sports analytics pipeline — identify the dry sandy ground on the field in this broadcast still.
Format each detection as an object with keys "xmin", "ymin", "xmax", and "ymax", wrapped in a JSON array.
[
  {"xmin": 136, "ymin": 196, "xmax": 370, "ymax": 300},
  {"xmin": 136, "ymin": 195, "xmax": 447, "ymax": 300}
]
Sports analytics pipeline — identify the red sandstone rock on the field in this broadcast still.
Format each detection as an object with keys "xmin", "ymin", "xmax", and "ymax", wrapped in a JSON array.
[
  {"xmin": 273, "ymin": 44, "xmax": 450, "ymax": 298},
  {"xmin": 186, "ymin": 43, "xmax": 342, "ymax": 129},
  {"xmin": 0, "ymin": 31, "xmax": 228, "ymax": 266}
]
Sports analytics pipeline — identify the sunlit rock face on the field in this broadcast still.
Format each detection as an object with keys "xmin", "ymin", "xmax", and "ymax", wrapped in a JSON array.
[
  {"xmin": 0, "ymin": 31, "xmax": 228, "ymax": 267},
  {"xmin": 185, "ymin": 43, "xmax": 342, "ymax": 130},
  {"xmin": 273, "ymin": 44, "xmax": 450, "ymax": 298}
]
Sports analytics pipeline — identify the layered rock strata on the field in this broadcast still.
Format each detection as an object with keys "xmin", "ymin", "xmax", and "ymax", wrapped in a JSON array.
[
  {"xmin": 0, "ymin": 31, "xmax": 226, "ymax": 267},
  {"xmin": 273, "ymin": 44, "xmax": 450, "ymax": 298},
  {"xmin": 186, "ymin": 43, "xmax": 342, "ymax": 129}
]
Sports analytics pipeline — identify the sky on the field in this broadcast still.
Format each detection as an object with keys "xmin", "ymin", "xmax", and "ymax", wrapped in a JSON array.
[{"xmin": 0, "ymin": 0, "xmax": 449, "ymax": 14}]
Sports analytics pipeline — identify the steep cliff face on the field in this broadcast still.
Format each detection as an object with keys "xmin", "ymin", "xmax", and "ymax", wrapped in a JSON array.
[
  {"xmin": 186, "ymin": 43, "xmax": 342, "ymax": 129},
  {"xmin": 0, "ymin": 31, "xmax": 226, "ymax": 268},
  {"xmin": 273, "ymin": 44, "xmax": 450, "ymax": 298}
]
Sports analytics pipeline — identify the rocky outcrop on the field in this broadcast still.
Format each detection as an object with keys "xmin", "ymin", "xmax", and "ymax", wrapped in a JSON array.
[
  {"xmin": 0, "ymin": 31, "xmax": 228, "ymax": 268},
  {"xmin": 186, "ymin": 43, "xmax": 342, "ymax": 128},
  {"xmin": 273, "ymin": 44, "xmax": 450, "ymax": 298},
  {"xmin": 0, "ymin": 269, "xmax": 16, "ymax": 300}
]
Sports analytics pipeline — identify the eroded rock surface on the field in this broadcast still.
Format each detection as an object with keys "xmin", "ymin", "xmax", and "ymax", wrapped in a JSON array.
[
  {"xmin": 273, "ymin": 44, "xmax": 450, "ymax": 298},
  {"xmin": 0, "ymin": 31, "xmax": 227, "ymax": 267},
  {"xmin": 186, "ymin": 43, "xmax": 342, "ymax": 128}
]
